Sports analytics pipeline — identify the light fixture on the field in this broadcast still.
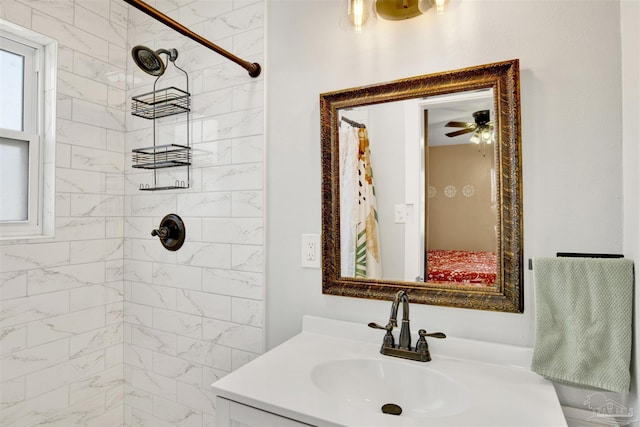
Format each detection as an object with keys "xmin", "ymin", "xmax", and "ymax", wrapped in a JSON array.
[
  {"xmin": 445, "ymin": 110, "xmax": 493, "ymax": 143},
  {"xmin": 481, "ymin": 127, "xmax": 493, "ymax": 142},
  {"xmin": 444, "ymin": 109, "xmax": 494, "ymax": 155},
  {"xmin": 470, "ymin": 124, "xmax": 494, "ymax": 144},
  {"xmin": 340, "ymin": 0, "xmax": 376, "ymax": 32},
  {"xmin": 469, "ymin": 123, "xmax": 494, "ymax": 157},
  {"xmin": 429, "ymin": 0, "xmax": 449, "ymax": 15},
  {"xmin": 375, "ymin": 0, "xmax": 447, "ymax": 20},
  {"xmin": 467, "ymin": 110, "xmax": 493, "ymax": 145}
]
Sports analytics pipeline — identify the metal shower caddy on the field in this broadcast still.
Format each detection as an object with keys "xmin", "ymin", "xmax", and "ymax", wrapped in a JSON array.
[
  {"xmin": 131, "ymin": 50, "xmax": 191, "ymax": 191},
  {"xmin": 124, "ymin": 0, "xmax": 262, "ymax": 191}
]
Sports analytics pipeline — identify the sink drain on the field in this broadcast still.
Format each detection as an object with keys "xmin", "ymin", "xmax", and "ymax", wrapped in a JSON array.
[{"xmin": 381, "ymin": 403, "xmax": 402, "ymax": 416}]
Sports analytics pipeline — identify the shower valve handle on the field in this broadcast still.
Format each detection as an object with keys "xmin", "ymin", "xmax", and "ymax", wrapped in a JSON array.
[
  {"xmin": 150, "ymin": 214, "xmax": 186, "ymax": 251},
  {"xmin": 151, "ymin": 227, "xmax": 169, "ymax": 238}
]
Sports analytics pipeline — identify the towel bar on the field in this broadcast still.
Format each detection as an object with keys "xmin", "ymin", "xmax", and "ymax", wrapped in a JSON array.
[{"xmin": 528, "ymin": 252, "xmax": 624, "ymax": 270}]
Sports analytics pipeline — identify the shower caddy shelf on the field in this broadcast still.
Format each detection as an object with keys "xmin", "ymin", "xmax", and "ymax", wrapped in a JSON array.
[
  {"xmin": 131, "ymin": 86, "xmax": 190, "ymax": 119},
  {"xmin": 132, "ymin": 143, "xmax": 191, "ymax": 169},
  {"xmin": 131, "ymin": 70, "xmax": 191, "ymax": 191}
]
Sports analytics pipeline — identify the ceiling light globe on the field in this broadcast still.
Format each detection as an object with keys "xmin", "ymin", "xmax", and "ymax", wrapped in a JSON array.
[
  {"xmin": 341, "ymin": 0, "xmax": 376, "ymax": 32},
  {"xmin": 481, "ymin": 129, "xmax": 492, "ymax": 142},
  {"xmin": 428, "ymin": 0, "xmax": 448, "ymax": 14}
]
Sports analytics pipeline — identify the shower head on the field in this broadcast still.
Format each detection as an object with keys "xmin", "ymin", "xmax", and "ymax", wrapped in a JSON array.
[{"xmin": 131, "ymin": 45, "xmax": 178, "ymax": 76}]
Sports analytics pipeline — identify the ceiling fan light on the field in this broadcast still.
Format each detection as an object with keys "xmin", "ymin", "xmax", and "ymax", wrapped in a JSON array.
[
  {"xmin": 470, "ymin": 132, "xmax": 481, "ymax": 144},
  {"xmin": 481, "ymin": 128, "xmax": 493, "ymax": 142}
]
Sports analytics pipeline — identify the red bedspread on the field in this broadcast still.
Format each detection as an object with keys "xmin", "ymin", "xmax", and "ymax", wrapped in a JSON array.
[{"xmin": 427, "ymin": 249, "xmax": 496, "ymax": 286}]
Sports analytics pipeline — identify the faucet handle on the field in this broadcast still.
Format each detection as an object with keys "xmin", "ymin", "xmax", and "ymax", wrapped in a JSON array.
[
  {"xmin": 419, "ymin": 330, "xmax": 446, "ymax": 339},
  {"xmin": 369, "ymin": 322, "xmax": 395, "ymax": 349},
  {"xmin": 415, "ymin": 329, "xmax": 446, "ymax": 362},
  {"xmin": 368, "ymin": 322, "xmax": 392, "ymax": 331},
  {"xmin": 151, "ymin": 227, "xmax": 169, "ymax": 238}
]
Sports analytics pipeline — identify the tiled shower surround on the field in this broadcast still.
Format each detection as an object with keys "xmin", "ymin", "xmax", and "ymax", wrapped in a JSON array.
[{"xmin": 0, "ymin": 1, "xmax": 265, "ymax": 426}]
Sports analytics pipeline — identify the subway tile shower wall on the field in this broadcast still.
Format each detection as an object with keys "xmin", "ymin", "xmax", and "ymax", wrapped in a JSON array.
[
  {"xmin": 0, "ymin": 1, "xmax": 265, "ymax": 426},
  {"xmin": 0, "ymin": 1, "xmax": 127, "ymax": 426}
]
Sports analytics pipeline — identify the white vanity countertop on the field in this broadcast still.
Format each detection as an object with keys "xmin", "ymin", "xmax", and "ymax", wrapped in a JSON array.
[{"xmin": 212, "ymin": 316, "xmax": 567, "ymax": 427}]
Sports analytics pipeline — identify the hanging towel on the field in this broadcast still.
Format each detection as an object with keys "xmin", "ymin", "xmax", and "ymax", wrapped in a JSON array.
[
  {"xmin": 531, "ymin": 257, "xmax": 634, "ymax": 393},
  {"xmin": 355, "ymin": 127, "xmax": 382, "ymax": 279}
]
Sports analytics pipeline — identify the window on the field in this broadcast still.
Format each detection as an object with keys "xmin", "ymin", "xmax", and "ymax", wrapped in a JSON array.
[{"xmin": 0, "ymin": 21, "xmax": 56, "ymax": 239}]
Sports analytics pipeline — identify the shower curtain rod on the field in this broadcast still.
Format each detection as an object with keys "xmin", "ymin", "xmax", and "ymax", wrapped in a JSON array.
[
  {"xmin": 122, "ymin": 0, "xmax": 261, "ymax": 78},
  {"xmin": 341, "ymin": 116, "xmax": 366, "ymax": 128}
]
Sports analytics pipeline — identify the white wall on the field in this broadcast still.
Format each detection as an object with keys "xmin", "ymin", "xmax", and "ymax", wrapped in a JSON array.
[
  {"xmin": 368, "ymin": 102, "xmax": 407, "ymax": 280},
  {"xmin": 621, "ymin": 0, "xmax": 640, "ymax": 418},
  {"xmin": 266, "ymin": 0, "xmax": 625, "ymax": 412}
]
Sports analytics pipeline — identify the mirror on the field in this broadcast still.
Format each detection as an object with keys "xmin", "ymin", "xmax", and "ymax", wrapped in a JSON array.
[{"xmin": 320, "ymin": 60, "xmax": 523, "ymax": 312}]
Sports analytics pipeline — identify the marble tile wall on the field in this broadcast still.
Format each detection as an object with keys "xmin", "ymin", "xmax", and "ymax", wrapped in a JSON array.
[
  {"xmin": 1, "ymin": 1, "xmax": 264, "ymax": 426},
  {"xmin": 123, "ymin": 1, "xmax": 264, "ymax": 426},
  {"xmin": 1, "ymin": 1, "xmax": 127, "ymax": 426}
]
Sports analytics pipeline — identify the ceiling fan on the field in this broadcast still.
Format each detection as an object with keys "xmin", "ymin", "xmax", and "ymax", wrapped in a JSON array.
[{"xmin": 444, "ymin": 110, "xmax": 493, "ymax": 142}]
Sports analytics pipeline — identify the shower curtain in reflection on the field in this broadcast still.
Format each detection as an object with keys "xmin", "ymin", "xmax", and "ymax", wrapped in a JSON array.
[{"xmin": 340, "ymin": 121, "xmax": 382, "ymax": 278}]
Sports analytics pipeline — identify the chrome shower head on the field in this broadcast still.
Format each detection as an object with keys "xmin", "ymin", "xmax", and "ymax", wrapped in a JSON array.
[{"xmin": 131, "ymin": 45, "xmax": 178, "ymax": 76}]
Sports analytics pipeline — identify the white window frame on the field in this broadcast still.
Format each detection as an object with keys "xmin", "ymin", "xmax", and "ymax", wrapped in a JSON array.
[
  {"xmin": 0, "ymin": 129, "xmax": 40, "ymax": 226},
  {"xmin": 0, "ymin": 20, "xmax": 56, "ymax": 240}
]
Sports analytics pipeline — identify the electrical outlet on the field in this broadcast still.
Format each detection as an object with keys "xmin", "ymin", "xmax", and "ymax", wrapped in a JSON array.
[
  {"xmin": 305, "ymin": 241, "xmax": 315, "ymax": 261},
  {"xmin": 301, "ymin": 234, "xmax": 321, "ymax": 268}
]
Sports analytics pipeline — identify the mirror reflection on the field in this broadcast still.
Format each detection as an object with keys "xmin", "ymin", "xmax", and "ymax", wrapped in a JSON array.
[
  {"xmin": 424, "ymin": 90, "xmax": 497, "ymax": 287},
  {"xmin": 338, "ymin": 89, "xmax": 498, "ymax": 287},
  {"xmin": 320, "ymin": 59, "xmax": 523, "ymax": 312}
]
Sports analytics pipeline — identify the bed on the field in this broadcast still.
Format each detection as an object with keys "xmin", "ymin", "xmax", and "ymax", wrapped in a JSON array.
[{"xmin": 427, "ymin": 249, "xmax": 497, "ymax": 287}]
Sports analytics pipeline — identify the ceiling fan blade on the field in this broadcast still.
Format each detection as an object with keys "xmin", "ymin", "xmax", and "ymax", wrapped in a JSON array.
[
  {"xmin": 445, "ymin": 128, "xmax": 474, "ymax": 137},
  {"xmin": 445, "ymin": 121, "xmax": 473, "ymax": 128}
]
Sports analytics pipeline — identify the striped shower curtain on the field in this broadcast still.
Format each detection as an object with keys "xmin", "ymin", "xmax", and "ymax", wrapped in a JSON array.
[{"xmin": 340, "ymin": 121, "xmax": 382, "ymax": 278}]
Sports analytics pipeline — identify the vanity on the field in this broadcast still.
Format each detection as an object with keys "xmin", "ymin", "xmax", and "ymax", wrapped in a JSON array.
[{"xmin": 212, "ymin": 316, "xmax": 566, "ymax": 427}]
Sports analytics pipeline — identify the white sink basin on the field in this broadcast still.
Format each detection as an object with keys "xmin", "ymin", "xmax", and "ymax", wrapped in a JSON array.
[
  {"xmin": 212, "ymin": 316, "xmax": 567, "ymax": 427},
  {"xmin": 311, "ymin": 358, "xmax": 470, "ymax": 418}
]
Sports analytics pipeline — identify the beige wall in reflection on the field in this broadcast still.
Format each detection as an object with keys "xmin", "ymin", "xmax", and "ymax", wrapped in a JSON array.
[{"xmin": 427, "ymin": 143, "xmax": 496, "ymax": 252}]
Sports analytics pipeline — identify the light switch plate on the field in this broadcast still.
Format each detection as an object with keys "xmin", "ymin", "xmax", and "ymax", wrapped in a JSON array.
[{"xmin": 394, "ymin": 204, "xmax": 408, "ymax": 223}]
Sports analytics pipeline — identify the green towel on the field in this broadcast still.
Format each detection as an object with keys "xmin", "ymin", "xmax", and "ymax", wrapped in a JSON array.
[{"xmin": 531, "ymin": 257, "xmax": 634, "ymax": 393}]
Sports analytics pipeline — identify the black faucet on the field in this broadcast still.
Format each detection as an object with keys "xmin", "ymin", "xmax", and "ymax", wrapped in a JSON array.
[
  {"xmin": 389, "ymin": 290, "xmax": 411, "ymax": 350},
  {"xmin": 369, "ymin": 290, "xmax": 446, "ymax": 362}
]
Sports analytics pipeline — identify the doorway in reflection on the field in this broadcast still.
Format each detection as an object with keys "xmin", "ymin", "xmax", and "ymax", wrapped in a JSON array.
[{"xmin": 423, "ymin": 89, "xmax": 497, "ymax": 287}]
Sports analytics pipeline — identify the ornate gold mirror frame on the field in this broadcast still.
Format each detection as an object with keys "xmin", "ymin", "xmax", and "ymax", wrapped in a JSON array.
[{"xmin": 320, "ymin": 59, "xmax": 523, "ymax": 312}]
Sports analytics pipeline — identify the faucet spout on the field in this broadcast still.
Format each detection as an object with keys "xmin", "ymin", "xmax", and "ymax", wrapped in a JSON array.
[
  {"xmin": 388, "ymin": 290, "xmax": 403, "ymax": 327},
  {"xmin": 388, "ymin": 290, "xmax": 411, "ymax": 350},
  {"xmin": 397, "ymin": 291, "xmax": 411, "ymax": 350}
]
